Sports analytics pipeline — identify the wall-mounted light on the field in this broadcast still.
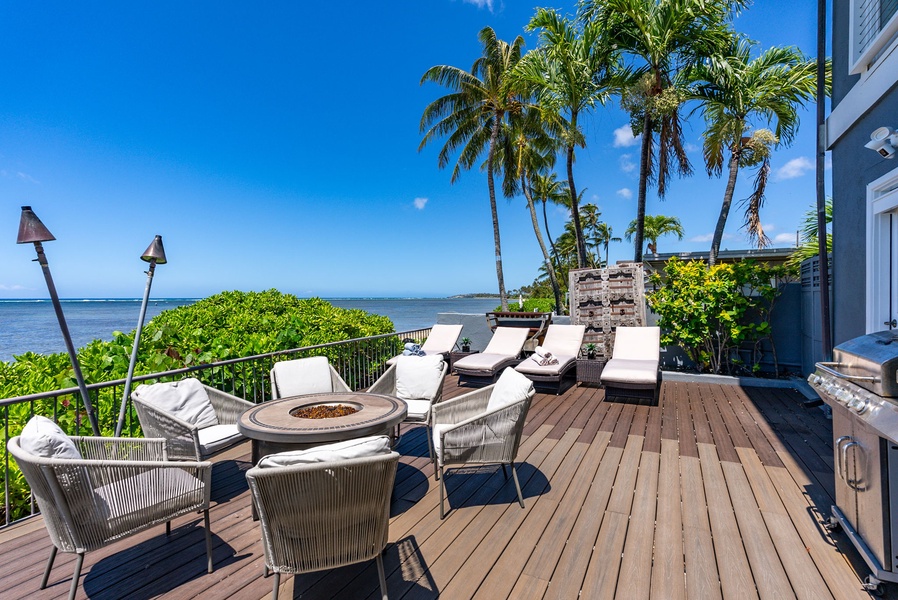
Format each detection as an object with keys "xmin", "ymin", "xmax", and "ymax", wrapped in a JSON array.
[{"xmin": 865, "ymin": 126, "xmax": 898, "ymax": 159}]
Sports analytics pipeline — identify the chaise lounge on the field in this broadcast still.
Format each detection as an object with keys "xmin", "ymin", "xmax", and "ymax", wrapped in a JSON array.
[
  {"xmin": 453, "ymin": 326, "xmax": 529, "ymax": 387},
  {"xmin": 387, "ymin": 323, "xmax": 463, "ymax": 365},
  {"xmin": 514, "ymin": 324, "xmax": 586, "ymax": 394},
  {"xmin": 600, "ymin": 326, "xmax": 661, "ymax": 404}
]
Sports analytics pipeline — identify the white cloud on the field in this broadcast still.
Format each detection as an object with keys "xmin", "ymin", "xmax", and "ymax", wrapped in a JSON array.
[
  {"xmin": 684, "ymin": 142, "xmax": 700, "ymax": 153},
  {"xmin": 616, "ymin": 188, "xmax": 633, "ymax": 200},
  {"xmin": 773, "ymin": 232, "xmax": 798, "ymax": 245},
  {"xmin": 774, "ymin": 157, "xmax": 814, "ymax": 181},
  {"xmin": 413, "ymin": 197, "xmax": 428, "ymax": 210},
  {"xmin": 763, "ymin": 223, "xmax": 775, "ymax": 232},
  {"xmin": 0, "ymin": 284, "xmax": 27, "ymax": 291},
  {"xmin": 690, "ymin": 233, "xmax": 735, "ymax": 243},
  {"xmin": 463, "ymin": 0, "xmax": 495, "ymax": 11},
  {"xmin": 613, "ymin": 125, "xmax": 640, "ymax": 148},
  {"xmin": 619, "ymin": 154, "xmax": 636, "ymax": 174},
  {"xmin": 17, "ymin": 171, "xmax": 39, "ymax": 184}
]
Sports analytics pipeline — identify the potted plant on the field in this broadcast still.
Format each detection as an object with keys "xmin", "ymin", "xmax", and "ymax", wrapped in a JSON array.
[
  {"xmin": 460, "ymin": 337, "xmax": 472, "ymax": 353},
  {"xmin": 584, "ymin": 343, "xmax": 597, "ymax": 360}
]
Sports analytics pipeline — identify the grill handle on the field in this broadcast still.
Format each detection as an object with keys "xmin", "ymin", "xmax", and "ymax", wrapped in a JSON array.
[
  {"xmin": 815, "ymin": 361, "xmax": 881, "ymax": 383},
  {"xmin": 836, "ymin": 436, "xmax": 851, "ymax": 481}
]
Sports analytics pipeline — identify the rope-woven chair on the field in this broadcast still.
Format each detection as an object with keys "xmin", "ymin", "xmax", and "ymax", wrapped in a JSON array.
[
  {"xmin": 269, "ymin": 356, "xmax": 352, "ymax": 399},
  {"xmin": 132, "ymin": 379, "xmax": 254, "ymax": 461},
  {"xmin": 430, "ymin": 370, "xmax": 535, "ymax": 518},
  {"xmin": 367, "ymin": 358, "xmax": 449, "ymax": 454},
  {"xmin": 8, "ymin": 435, "xmax": 213, "ymax": 600},
  {"xmin": 246, "ymin": 450, "xmax": 399, "ymax": 600}
]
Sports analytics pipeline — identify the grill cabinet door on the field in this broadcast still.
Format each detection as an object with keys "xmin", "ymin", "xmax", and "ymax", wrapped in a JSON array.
[
  {"xmin": 833, "ymin": 404, "xmax": 858, "ymax": 525},
  {"xmin": 853, "ymin": 419, "xmax": 891, "ymax": 571}
]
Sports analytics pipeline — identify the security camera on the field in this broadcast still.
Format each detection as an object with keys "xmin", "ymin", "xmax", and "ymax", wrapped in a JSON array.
[{"xmin": 865, "ymin": 126, "xmax": 898, "ymax": 158}]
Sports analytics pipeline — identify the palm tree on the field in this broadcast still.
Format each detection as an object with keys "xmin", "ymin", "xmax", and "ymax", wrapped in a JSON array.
[
  {"xmin": 496, "ymin": 107, "xmax": 566, "ymax": 314},
  {"xmin": 419, "ymin": 26, "xmax": 525, "ymax": 311},
  {"xmin": 595, "ymin": 222, "xmax": 622, "ymax": 266},
  {"xmin": 625, "ymin": 214, "xmax": 684, "ymax": 255},
  {"xmin": 529, "ymin": 172, "xmax": 570, "ymax": 271},
  {"xmin": 579, "ymin": 203, "xmax": 603, "ymax": 267},
  {"xmin": 787, "ymin": 197, "xmax": 832, "ymax": 268},
  {"xmin": 581, "ymin": 0, "xmax": 745, "ymax": 262},
  {"xmin": 688, "ymin": 39, "xmax": 820, "ymax": 264},
  {"xmin": 519, "ymin": 8, "xmax": 618, "ymax": 268}
]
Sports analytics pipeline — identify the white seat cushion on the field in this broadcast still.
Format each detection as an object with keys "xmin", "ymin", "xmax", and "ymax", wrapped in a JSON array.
[
  {"xmin": 515, "ymin": 354, "xmax": 576, "ymax": 376},
  {"xmin": 402, "ymin": 398, "xmax": 433, "ymax": 422},
  {"xmin": 541, "ymin": 325, "xmax": 586, "ymax": 357},
  {"xmin": 601, "ymin": 358, "xmax": 659, "ymax": 386},
  {"xmin": 420, "ymin": 324, "xmax": 463, "ymax": 354},
  {"xmin": 271, "ymin": 356, "xmax": 334, "ymax": 397},
  {"xmin": 453, "ymin": 353, "xmax": 515, "ymax": 373},
  {"xmin": 197, "ymin": 424, "xmax": 244, "ymax": 457},
  {"xmin": 611, "ymin": 327, "xmax": 661, "ymax": 361},
  {"xmin": 257, "ymin": 435, "xmax": 392, "ymax": 468},
  {"xmin": 395, "ymin": 355, "xmax": 444, "ymax": 401},
  {"xmin": 432, "ymin": 423, "xmax": 451, "ymax": 458},
  {"xmin": 483, "ymin": 327, "xmax": 529, "ymax": 356},
  {"xmin": 19, "ymin": 415, "xmax": 82, "ymax": 459},
  {"xmin": 134, "ymin": 379, "xmax": 219, "ymax": 428},
  {"xmin": 487, "ymin": 368, "xmax": 533, "ymax": 412}
]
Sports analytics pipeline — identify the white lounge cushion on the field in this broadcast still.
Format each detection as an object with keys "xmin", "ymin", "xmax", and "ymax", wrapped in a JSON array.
[
  {"xmin": 432, "ymin": 423, "xmax": 451, "ymax": 457},
  {"xmin": 257, "ymin": 435, "xmax": 392, "ymax": 468},
  {"xmin": 197, "ymin": 424, "xmax": 244, "ymax": 456},
  {"xmin": 402, "ymin": 398, "xmax": 433, "ymax": 422},
  {"xmin": 515, "ymin": 354, "xmax": 576, "ymax": 375},
  {"xmin": 611, "ymin": 327, "xmax": 661, "ymax": 361},
  {"xmin": 541, "ymin": 325, "xmax": 586, "ymax": 357},
  {"xmin": 395, "ymin": 355, "xmax": 445, "ymax": 401},
  {"xmin": 19, "ymin": 415, "xmax": 82, "ymax": 460},
  {"xmin": 134, "ymin": 378, "xmax": 219, "ymax": 428},
  {"xmin": 420, "ymin": 324, "xmax": 463, "ymax": 354},
  {"xmin": 483, "ymin": 327, "xmax": 529, "ymax": 356},
  {"xmin": 453, "ymin": 353, "xmax": 516, "ymax": 373},
  {"xmin": 271, "ymin": 356, "xmax": 334, "ymax": 397},
  {"xmin": 487, "ymin": 368, "xmax": 534, "ymax": 412},
  {"xmin": 601, "ymin": 358, "xmax": 659, "ymax": 386}
]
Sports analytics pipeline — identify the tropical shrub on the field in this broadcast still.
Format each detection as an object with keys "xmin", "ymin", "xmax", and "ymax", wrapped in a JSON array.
[
  {"xmin": 493, "ymin": 298, "xmax": 556, "ymax": 313},
  {"xmin": 647, "ymin": 258, "xmax": 793, "ymax": 375}
]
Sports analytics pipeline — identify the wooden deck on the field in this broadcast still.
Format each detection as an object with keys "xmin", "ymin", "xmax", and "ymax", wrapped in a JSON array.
[{"xmin": 0, "ymin": 376, "xmax": 886, "ymax": 599}]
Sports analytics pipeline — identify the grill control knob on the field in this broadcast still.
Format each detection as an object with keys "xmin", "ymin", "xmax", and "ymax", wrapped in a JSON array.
[{"xmin": 853, "ymin": 398, "xmax": 869, "ymax": 414}]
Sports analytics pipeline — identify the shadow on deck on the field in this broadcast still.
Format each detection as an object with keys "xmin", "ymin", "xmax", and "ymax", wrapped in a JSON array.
[{"xmin": 0, "ymin": 375, "xmax": 885, "ymax": 599}]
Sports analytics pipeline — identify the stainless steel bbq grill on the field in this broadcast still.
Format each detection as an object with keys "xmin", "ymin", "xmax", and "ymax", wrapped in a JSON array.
[{"xmin": 809, "ymin": 331, "xmax": 898, "ymax": 593}]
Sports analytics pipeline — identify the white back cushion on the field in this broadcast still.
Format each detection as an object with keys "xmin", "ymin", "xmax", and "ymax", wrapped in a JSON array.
[
  {"xmin": 272, "ymin": 356, "xmax": 333, "ymax": 397},
  {"xmin": 420, "ymin": 324, "xmax": 463, "ymax": 354},
  {"xmin": 20, "ymin": 415, "xmax": 82, "ymax": 459},
  {"xmin": 484, "ymin": 327, "xmax": 529, "ymax": 356},
  {"xmin": 543, "ymin": 324, "xmax": 586, "ymax": 357},
  {"xmin": 257, "ymin": 435, "xmax": 392, "ymax": 468},
  {"xmin": 612, "ymin": 327, "xmax": 661, "ymax": 361},
  {"xmin": 486, "ymin": 368, "xmax": 533, "ymax": 412},
  {"xmin": 395, "ymin": 355, "xmax": 445, "ymax": 401},
  {"xmin": 134, "ymin": 378, "xmax": 219, "ymax": 428}
]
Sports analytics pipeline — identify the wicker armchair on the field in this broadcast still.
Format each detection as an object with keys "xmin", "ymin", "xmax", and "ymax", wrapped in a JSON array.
[
  {"xmin": 8, "ymin": 435, "xmax": 212, "ymax": 600},
  {"xmin": 270, "ymin": 356, "xmax": 352, "ymax": 399},
  {"xmin": 132, "ymin": 379, "xmax": 254, "ymax": 461},
  {"xmin": 246, "ymin": 448, "xmax": 399, "ymax": 600},
  {"xmin": 367, "ymin": 357, "xmax": 448, "ymax": 454},
  {"xmin": 430, "ymin": 369, "xmax": 535, "ymax": 518}
]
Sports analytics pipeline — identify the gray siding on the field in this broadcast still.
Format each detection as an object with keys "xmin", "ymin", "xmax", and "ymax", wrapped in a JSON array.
[{"xmin": 833, "ymin": 0, "xmax": 860, "ymax": 106}]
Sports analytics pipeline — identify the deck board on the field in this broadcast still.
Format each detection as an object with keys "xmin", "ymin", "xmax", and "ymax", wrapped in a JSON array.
[{"xmin": 0, "ymin": 376, "xmax": 883, "ymax": 599}]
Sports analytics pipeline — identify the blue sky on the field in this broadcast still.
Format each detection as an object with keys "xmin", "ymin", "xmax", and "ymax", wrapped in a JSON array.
[{"xmin": 0, "ymin": 0, "xmax": 827, "ymax": 299}]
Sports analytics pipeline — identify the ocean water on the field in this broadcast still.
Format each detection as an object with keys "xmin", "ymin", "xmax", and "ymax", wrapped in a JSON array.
[{"xmin": 0, "ymin": 297, "xmax": 500, "ymax": 362}]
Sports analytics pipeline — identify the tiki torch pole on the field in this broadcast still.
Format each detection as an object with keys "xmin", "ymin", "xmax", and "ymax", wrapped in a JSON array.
[
  {"xmin": 115, "ymin": 235, "xmax": 167, "ymax": 437},
  {"xmin": 17, "ymin": 206, "xmax": 100, "ymax": 436}
]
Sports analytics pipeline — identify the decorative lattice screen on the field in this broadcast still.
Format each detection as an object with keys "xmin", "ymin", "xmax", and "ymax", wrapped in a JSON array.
[{"xmin": 569, "ymin": 263, "xmax": 646, "ymax": 359}]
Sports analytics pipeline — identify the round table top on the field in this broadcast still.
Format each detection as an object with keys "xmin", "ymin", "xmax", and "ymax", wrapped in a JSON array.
[{"xmin": 237, "ymin": 392, "xmax": 407, "ymax": 444}]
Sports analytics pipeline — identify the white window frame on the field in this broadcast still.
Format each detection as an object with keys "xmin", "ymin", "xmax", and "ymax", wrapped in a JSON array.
[
  {"xmin": 866, "ymin": 166, "xmax": 898, "ymax": 332},
  {"xmin": 850, "ymin": 0, "xmax": 898, "ymax": 75}
]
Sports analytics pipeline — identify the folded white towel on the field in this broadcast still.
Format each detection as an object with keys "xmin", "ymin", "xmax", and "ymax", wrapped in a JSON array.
[{"xmin": 402, "ymin": 343, "xmax": 425, "ymax": 357}]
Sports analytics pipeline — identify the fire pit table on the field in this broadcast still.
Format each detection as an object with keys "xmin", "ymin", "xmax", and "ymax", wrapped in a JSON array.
[{"xmin": 238, "ymin": 392, "xmax": 407, "ymax": 464}]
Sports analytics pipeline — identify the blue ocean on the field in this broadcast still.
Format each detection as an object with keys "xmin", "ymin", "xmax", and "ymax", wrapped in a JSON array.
[{"xmin": 0, "ymin": 297, "xmax": 499, "ymax": 362}]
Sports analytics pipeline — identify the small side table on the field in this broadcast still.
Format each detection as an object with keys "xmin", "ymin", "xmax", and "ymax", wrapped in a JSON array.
[
  {"xmin": 449, "ymin": 350, "xmax": 479, "ymax": 373},
  {"xmin": 576, "ymin": 358, "xmax": 606, "ymax": 386}
]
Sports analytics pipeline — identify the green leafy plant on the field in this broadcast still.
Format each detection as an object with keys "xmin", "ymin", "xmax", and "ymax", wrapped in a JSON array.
[
  {"xmin": 647, "ymin": 257, "xmax": 793, "ymax": 375},
  {"xmin": 460, "ymin": 337, "xmax": 472, "ymax": 352},
  {"xmin": 584, "ymin": 343, "xmax": 597, "ymax": 359},
  {"xmin": 493, "ymin": 297, "xmax": 556, "ymax": 313}
]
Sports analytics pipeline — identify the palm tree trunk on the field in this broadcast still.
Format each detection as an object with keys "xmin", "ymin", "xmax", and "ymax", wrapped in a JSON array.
[
  {"xmin": 487, "ymin": 114, "xmax": 508, "ymax": 311},
  {"xmin": 634, "ymin": 111, "xmax": 653, "ymax": 263},
  {"xmin": 542, "ymin": 200, "xmax": 561, "ymax": 272},
  {"xmin": 567, "ymin": 111, "xmax": 588, "ymax": 268},
  {"xmin": 523, "ymin": 175, "xmax": 564, "ymax": 315},
  {"xmin": 710, "ymin": 151, "xmax": 740, "ymax": 266}
]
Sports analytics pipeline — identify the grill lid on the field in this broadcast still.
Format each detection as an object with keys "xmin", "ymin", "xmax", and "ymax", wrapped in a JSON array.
[{"xmin": 828, "ymin": 330, "xmax": 898, "ymax": 397}]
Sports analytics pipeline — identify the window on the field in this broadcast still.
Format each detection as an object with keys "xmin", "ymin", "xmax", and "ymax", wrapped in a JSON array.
[
  {"xmin": 851, "ymin": 0, "xmax": 898, "ymax": 74},
  {"xmin": 866, "ymin": 167, "xmax": 898, "ymax": 332}
]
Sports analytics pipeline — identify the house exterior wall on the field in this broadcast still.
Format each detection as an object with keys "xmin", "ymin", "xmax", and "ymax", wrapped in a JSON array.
[{"xmin": 830, "ymin": 0, "xmax": 898, "ymax": 343}]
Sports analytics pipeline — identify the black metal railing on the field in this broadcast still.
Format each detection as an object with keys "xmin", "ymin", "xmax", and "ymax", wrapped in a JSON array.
[{"xmin": 0, "ymin": 327, "xmax": 432, "ymax": 527}]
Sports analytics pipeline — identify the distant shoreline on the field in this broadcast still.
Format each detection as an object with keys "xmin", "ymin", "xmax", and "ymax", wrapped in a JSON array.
[{"xmin": 0, "ymin": 296, "xmax": 500, "ymax": 302}]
